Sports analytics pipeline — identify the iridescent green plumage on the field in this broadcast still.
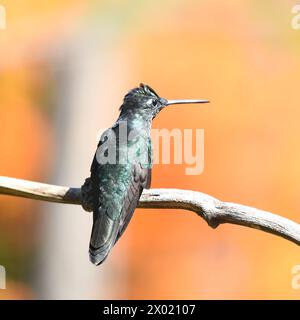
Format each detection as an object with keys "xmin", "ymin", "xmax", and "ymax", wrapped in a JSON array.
[
  {"xmin": 88, "ymin": 84, "xmax": 209, "ymax": 265},
  {"xmin": 89, "ymin": 84, "xmax": 157, "ymax": 265}
]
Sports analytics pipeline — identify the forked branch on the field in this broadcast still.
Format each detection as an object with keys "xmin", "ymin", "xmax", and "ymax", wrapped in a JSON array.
[{"xmin": 1, "ymin": 176, "xmax": 300, "ymax": 246}]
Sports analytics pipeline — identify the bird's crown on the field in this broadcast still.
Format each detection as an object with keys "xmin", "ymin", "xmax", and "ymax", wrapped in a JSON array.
[{"xmin": 124, "ymin": 83, "xmax": 159, "ymax": 101}]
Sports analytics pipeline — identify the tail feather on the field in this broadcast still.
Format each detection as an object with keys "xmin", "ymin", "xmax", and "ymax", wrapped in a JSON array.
[{"xmin": 89, "ymin": 212, "xmax": 119, "ymax": 265}]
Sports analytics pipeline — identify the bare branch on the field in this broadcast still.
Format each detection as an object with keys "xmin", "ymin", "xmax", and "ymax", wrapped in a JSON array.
[
  {"xmin": 0, "ymin": 176, "xmax": 82, "ymax": 205},
  {"xmin": 1, "ymin": 176, "xmax": 300, "ymax": 246}
]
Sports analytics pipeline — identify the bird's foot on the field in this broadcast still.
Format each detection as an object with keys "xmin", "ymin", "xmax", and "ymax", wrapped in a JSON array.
[{"xmin": 81, "ymin": 177, "xmax": 93, "ymax": 212}]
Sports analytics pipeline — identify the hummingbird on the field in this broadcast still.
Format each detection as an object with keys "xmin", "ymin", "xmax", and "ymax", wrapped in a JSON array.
[{"xmin": 87, "ymin": 83, "xmax": 209, "ymax": 265}]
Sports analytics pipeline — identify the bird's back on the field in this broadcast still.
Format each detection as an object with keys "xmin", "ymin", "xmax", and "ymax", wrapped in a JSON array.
[{"xmin": 89, "ymin": 122, "xmax": 152, "ymax": 265}]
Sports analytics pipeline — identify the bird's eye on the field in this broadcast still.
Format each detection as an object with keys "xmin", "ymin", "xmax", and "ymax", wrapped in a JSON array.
[{"xmin": 152, "ymin": 100, "xmax": 157, "ymax": 106}]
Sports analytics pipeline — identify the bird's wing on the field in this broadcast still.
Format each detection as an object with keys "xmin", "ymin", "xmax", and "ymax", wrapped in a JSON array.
[
  {"xmin": 89, "ymin": 128, "xmax": 152, "ymax": 265},
  {"xmin": 115, "ymin": 162, "xmax": 150, "ymax": 242}
]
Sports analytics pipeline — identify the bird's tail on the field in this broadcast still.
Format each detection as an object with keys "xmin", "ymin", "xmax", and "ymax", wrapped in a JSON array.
[{"xmin": 89, "ymin": 212, "xmax": 120, "ymax": 266}]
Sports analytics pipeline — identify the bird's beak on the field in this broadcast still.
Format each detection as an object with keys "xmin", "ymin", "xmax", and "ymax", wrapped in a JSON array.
[{"xmin": 166, "ymin": 99, "xmax": 210, "ymax": 106}]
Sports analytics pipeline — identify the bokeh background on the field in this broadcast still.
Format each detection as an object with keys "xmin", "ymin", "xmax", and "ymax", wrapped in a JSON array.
[{"xmin": 1, "ymin": 0, "xmax": 300, "ymax": 299}]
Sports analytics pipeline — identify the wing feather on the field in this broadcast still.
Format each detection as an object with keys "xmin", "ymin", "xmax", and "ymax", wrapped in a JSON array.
[{"xmin": 89, "ymin": 127, "xmax": 152, "ymax": 265}]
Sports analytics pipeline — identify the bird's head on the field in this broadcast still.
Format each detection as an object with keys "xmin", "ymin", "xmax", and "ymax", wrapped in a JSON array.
[{"xmin": 120, "ymin": 83, "xmax": 209, "ymax": 119}]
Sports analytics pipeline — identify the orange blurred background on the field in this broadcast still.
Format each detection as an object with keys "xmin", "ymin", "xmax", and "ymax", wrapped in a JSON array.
[{"xmin": 1, "ymin": 0, "xmax": 300, "ymax": 299}]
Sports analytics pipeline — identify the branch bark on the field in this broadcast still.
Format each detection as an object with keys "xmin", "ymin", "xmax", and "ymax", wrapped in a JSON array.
[{"xmin": 1, "ymin": 176, "xmax": 300, "ymax": 246}]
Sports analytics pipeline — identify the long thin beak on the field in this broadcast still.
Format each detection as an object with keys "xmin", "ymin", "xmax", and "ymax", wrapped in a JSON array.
[{"xmin": 166, "ymin": 99, "xmax": 210, "ymax": 106}]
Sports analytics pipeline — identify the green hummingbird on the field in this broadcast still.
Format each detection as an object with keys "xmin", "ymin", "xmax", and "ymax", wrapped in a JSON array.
[{"xmin": 88, "ymin": 84, "xmax": 209, "ymax": 265}]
